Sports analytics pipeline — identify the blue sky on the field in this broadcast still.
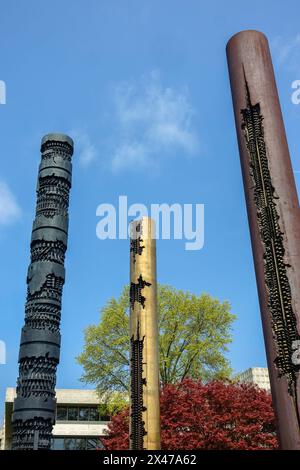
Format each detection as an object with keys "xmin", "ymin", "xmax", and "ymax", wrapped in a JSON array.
[{"xmin": 1, "ymin": 0, "xmax": 300, "ymax": 421}]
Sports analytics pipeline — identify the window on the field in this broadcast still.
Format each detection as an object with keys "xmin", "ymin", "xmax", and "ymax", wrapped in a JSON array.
[
  {"xmin": 76, "ymin": 438, "xmax": 86, "ymax": 450},
  {"xmin": 89, "ymin": 408, "xmax": 100, "ymax": 421},
  {"xmin": 100, "ymin": 414, "xmax": 110, "ymax": 422},
  {"xmin": 79, "ymin": 408, "xmax": 90, "ymax": 421},
  {"xmin": 98, "ymin": 405, "xmax": 110, "ymax": 422},
  {"xmin": 64, "ymin": 438, "xmax": 77, "ymax": 450},
  {"xmin": 67, "ymin": 407, "xmax": 79, "ymax": 421},
  {"xmin": 52, "ymin": 438, "xmax": 64, "ymax": 450},
  {"xmin": 51, "ymin": 437, "xmax": 104, "ymax": 450},
  {"xmin": 55, "ymin": 406, "xmax": 110, "ymax": 422},
  {"xmin": 87, "ymin": 438, "xmax": 101, "ymax": 450},
  {"xmin": 56, "ymin": 407, "xmax": 67, "ymax": 421}
]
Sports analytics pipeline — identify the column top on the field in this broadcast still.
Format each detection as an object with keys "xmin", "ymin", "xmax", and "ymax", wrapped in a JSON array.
[
  {"xmin": 41, "ymin": 133, "xmax": 74, "ymax": 149},
  {"xmin": 226, "ymin": 30, "xmax": 268, "ymax": 50},
  {"xmin": 130, "ymin": 217, "xmax": 156, "ymax": 240}
]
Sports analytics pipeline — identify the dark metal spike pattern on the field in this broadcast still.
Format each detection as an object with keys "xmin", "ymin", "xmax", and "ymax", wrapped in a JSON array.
[
  {"xmin": 241, "ymin": 81, "xmax": 300, "ymax": 402},
  {"xmin": 12, "ymin": 134, "xmax": 73, "ymax": 450},
  {"xmin": 130, "ymin": 323, "xmax": 147, "ymax": 450},
  {"xmin": 130, "ymin": 275, "xmax": 151, "ymax": 310},
  {"xmin": 130, "ymin": 221, "xmax": 152, "ymax": 450},
  {"xmin": 36, "ymin": 176, "xmax": 70, "ymax": 219},
  {"xmin": 130, "ymin": 223, "xmax": 144, "ymax": 263},
  {"xmin": 130, "ymin": 237, "xmax": 144, "ymax": 263}
]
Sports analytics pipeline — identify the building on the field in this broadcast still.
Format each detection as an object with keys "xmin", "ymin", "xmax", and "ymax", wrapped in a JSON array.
[
  {"xmin": 237, "ymin": 367, "xmax": 271, "ymax": 391},
  {"xmin": 0, "ymin": 426, "xmax": 4, "ymax": 450},
  {"xmin": 1, "ymin": 388, "xmax": 111, "ymax": 450}
]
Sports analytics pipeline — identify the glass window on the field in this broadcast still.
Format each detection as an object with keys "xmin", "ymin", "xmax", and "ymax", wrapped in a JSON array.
[
  {"xmin": 64, "ymin": 438, "xmax": 77, "ymax": 450},
  {"xmin": 89, "ymin": 408, "xmax": 100, "ymax": 421},
  {"xmin": 78, "ymin": 407, "xmax": 90, "ymax": 421},
  {"xmin": 86, "ymin": 438, "xmax": 99, "ymax": 450},
  {"xmin": 56, "ymin": 407, "xmax": 67, "ymax": 421},
  {"xmin": 67, "ymin": 407, "xmax": 79, "ymax": 421},
  {"xmin": 100, "ymin": 415, "xmax": 110, "ymax": 422},
  {"xmin": 51, "ymin": 438, "xmax": 64, "ymax": 450},
  {"xmin": 51, "ymin": 437, "xmax": 104, "ymax": 450},
  {"xmin": 98, "ymin": 405, "xmax": 110, "ymax": 421},
  {"xmin": 76, "ymin": 438, "xmax": 86, "ymax": 450}
]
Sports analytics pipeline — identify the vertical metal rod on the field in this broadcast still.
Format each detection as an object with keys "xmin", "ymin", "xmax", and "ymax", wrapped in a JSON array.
[
  {"xmin": 12, "ymin": 134, "xmax": 74, "ymax": 450},
  {"xmin": 129, "ymin": 217, "xmax": 161, "ymax": 450},
  {"xmin": 227, "ymin": 30, "xmax": 300, "ymax": 449}
]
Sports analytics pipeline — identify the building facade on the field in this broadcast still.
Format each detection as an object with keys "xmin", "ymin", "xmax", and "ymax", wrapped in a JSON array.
[
  {"xmin": 237, "ymin": 367, "xmax": 271, "ymax": 391},
  {"xmin": 0, "ymin": 426, "xmax": 4, "ymax": 450},
  {"xmin": 1, "ymin": 388, "xmax": 110, "ymax": 450}
]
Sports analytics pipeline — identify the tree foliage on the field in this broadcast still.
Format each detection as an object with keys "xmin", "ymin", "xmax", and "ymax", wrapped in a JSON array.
[
  {"xmin": 77, "ymin": 285, "xmax": 235, "ymax": 410},
  {"xmin": 102, "ymin": 380, "xmax": 278, "ymax": 450}
]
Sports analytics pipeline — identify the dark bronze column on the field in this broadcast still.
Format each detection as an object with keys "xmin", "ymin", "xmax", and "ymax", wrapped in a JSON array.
[
  {"xmin": 227, "ymin": 30, "xmax": 300, "ymax": 449},
  {"xmin": 129, "ymin": 217, "xmax": 161, "ymax": 450},
  {"xmin": 12, "ymin": 134, "xmax": 74, "ymax": 450}
]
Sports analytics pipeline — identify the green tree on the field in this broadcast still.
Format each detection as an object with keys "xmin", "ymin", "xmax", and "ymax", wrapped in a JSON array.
[{"xmin": 77, "ymin": 285, "xmax": 235, "ymax": 412}]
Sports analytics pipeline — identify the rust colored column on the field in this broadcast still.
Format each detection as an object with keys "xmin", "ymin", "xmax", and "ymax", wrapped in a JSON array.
[{"xmin": 227, "ymin": 30, "xmax": 300, "ymax": 449}]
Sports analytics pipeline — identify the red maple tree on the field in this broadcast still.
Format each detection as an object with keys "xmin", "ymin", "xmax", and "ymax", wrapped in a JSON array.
[{"xmin": 101, "ymin": 379, "xmax": 278, "ymax": 450}]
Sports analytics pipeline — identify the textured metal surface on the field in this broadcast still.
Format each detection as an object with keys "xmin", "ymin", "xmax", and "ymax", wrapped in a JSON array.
[
  {"xmin": 227, "ymin": 30, "xmax": 300, "ymax": 449},
  {"xmin": 129, "ymin": 218, "xmax": 161, "ymax": 450},
  {"xmin": 12, "ymin": 134, "xmax": 74, "ymax": 450}
]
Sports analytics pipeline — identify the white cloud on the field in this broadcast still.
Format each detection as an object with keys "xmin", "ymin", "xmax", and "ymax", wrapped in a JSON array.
[
  {"xmin": 112, "ymin": 142, "xmax": 149, "ymax": 171},
  {"xmin": 0, "ymin": 181, "xmax": 21, "ymax": 226},
  {"xmin": 71, "ymin": 129, "xmax": 97, "ymax": 167},
  {"xmin": 111, "ymin": 70, "xmax": 199, "ymax": 171},
  {"xmin": 68, "ymin": 72, "xmax": 199, "ymax": 173},
  {"xmin": 272, "ymin": 35, "xmax": 300, "ymax": 72}
]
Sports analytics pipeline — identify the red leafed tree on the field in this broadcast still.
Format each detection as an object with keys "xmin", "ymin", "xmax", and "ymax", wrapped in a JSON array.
[{"xmin": 101, "ymin": 379, "xmax": 278, "ymax": 450}]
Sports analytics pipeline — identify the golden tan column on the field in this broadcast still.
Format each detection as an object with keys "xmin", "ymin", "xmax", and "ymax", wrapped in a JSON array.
[{"xmin": 129, "ymin": 217, "xmax": 161, "ymax": 450}]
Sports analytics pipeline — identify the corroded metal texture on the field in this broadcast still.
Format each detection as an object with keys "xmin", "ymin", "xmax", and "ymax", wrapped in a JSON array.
[
  {"xmin": 227, "ymin": 30, "xmax": 300, "ymax": 449},
  {"xmin": 129, "ymin": 218, "xmax": 161, "ymax": 450},
  {"xmin": 12, "ymin": 134, "xmax": 74, "ymax": 450}
]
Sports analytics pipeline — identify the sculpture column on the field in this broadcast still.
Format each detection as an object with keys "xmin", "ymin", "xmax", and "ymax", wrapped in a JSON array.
[
  {"xmin": 227, "ymin": 30, "xmax": 300, "ymax": 449},
  {"xmin": 12, "ymin": 133, "xmax": 74, "ymax": 450},
  {"xmin": 129, "ymin": 217, "xmax": 161, "ymax": 450}
]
